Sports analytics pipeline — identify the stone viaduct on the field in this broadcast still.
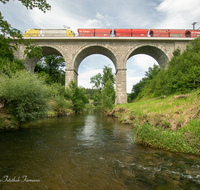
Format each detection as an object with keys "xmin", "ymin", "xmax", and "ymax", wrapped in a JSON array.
[{"xmin": 13, "ymin": 37, "xmax": 193, "ymax": 104}]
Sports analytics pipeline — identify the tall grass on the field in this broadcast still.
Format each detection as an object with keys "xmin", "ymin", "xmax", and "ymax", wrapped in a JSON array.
[
  {"xmin": 133, "ymin": 120, "xmax": 200, "ymax": 154},
  {"xmin": 114, "ymin": 89, "xmax": 200, "ymax": 154}
]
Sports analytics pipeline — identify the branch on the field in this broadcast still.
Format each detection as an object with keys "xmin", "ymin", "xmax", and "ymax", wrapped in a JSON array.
[
  {"xmin": 194, "ymin": 79, "xmax": 200, "ymax": 86},
  {"xmin": 190, "ymin": 108, "xmax": 200, "ymax": 119}
]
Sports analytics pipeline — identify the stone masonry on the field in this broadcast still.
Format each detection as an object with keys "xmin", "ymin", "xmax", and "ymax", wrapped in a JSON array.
[{"xmin": 13, "ymin": 37, "xmax": 192, "ymax": 104}]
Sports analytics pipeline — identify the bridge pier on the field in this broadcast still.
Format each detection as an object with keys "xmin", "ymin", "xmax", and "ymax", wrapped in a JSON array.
[
  {"xmin": 24, "ymin": 57, "xmax": 40, "ymax": 73},
  {"xmin": 115, "ymin": 69, "xmax": 127, "ymax": 104},
  {"xmin": 65, "ymin": 69, "xmax": 78, "ymax": 87}
]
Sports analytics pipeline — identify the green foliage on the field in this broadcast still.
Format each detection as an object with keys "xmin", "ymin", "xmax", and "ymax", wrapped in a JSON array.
[
  {"xmin": 90, "ymin": 65, "xmax": 115, "ymax": 89},
  {"xmin": 90, "ymin": 73, "xmax": 102, "ymax": 90},
  {"xmin": 134, "ymin": 121, "xmax": 200, "ymax": 154},
  {"xmin": 101, "ymin": 79, "xmax": 116, "ymax": 111},
  {"xmin": 132, "ymin": 37, "xmax": 200, "ymax": 100},
  {"xmin": 85, "ymin": 88, "xmax": 98, "ymax": 100},
  {"xmin": 65, "ymin": 81, "xmax": 88, "ymax": 113},
  {"xmin": 90, "ymin": 65, "xmax": 116, "ymax": 110},
  {"xmin": 0, "ymin": 36, "xmax": 14, "ymax": 61},
  {"xmin": 130, "ymin": 64, "xmax": 160, "ymax": 100},
  {"xmin": 0, "ymin": 70, "xmax": 52, "ymax": 122},
  {"xmin": 0, "ymin": 57, "xmax": 25, "ymax": 76},
  {"xmin": 35, "ymin": 55, "xmax": 65, "ymax": 85},
  {"xmin": 0, "ymin": 0, "xmax": 51, "ymax": 60},
  {"xmin": 52, "ymin": 98, "xmax": 72, "ymax": 116},
  {"xmin": 49, "ymin": 82, "xmax": 66, "ymax": 99},
  {"xmin": 0, "ymin": 0, "xmax": 51, "ymax": 12},
  {"xmin": 102, "ymin": 65, "xmax": 115, "ymax": 87}
]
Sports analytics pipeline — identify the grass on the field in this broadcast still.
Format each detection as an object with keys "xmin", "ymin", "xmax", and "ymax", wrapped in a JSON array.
[
  {"xmin": 113, "ymin": 88, "xmax": 200, "ymax": 154},
  {"xmin": 133, "ymin": 121, "xmax": 200, "ymax": 154}
]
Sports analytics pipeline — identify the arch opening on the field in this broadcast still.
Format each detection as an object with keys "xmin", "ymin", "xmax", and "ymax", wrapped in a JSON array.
[
  {"xmin": 74, "ymin": 45, "xmax": 117, "ymax": 74},
  {"xmin": 127, "ymin": 45, "xmax": 169, "ymax": 68},
  {"xmin": 25, "ymin": 46, "xmax": 65, "ymax": 73},
  {"xmin": 126, "ymin": 45, "xmax": 169, "ymax": 94},
  {"xmin": 126, "ymin": 54, "xmax": 159, "ymax": 94},
  {"xmin": 41, "ymin": 46, "xmax": 63, "ymax": 57},
  {"xmin": 30, "ymin": 46, "xmax": 66, "ymax": 85},
  {"xmin": 78, "ymin": 54, "xmax": 116, "ymax": 89}
]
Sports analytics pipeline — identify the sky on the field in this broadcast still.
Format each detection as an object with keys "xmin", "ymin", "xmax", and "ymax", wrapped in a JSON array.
[{"xmin": 1, "ymin": 0, "xmax": 200, "ymax": 92}]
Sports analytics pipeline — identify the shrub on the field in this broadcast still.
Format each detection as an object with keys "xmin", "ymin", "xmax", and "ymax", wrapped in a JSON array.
[
  {"xmin": 65, "ymin": 81, "xmax": 88, "ymax": 113},
  {"xmin": 101, "ymin": 79, "xmax": 115, "ymax": 111},
  {"xmin": 0, "ymin": 70, "xmax": 52, "ymax": 122},
  {"xmin": 0, "ymin": 57, "xmax": 25, "ymax": 76}
]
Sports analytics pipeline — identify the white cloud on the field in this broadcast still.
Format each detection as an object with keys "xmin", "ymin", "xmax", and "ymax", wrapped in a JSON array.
[
  {"xmin": 78, "ymin": 69, "xmax": 102, "ymax": 88},
  {"xmin": 156, "ymin": 0, "xmax": 200, "ymax": 29},
  {"xmin": 84, "ymin": 12, "xmax": 112, "ymax": 28},
  {"xmin": 27, "ymin": 2, "xmax": 83, "ymax": 33},
  {"xmin": 127, "ymin": 76, "xmax": 144, "ymax": 93}
]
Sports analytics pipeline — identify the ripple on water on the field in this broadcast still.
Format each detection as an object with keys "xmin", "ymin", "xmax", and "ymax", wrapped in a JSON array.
[{"xmin": 0, "ymin": 110, "xmax": 200, "ymax": 190}]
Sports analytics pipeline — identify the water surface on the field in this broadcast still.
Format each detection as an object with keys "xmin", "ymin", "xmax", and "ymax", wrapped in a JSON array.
[{"xmin": 0, "ymin": 109, "xmax": 200, "ymax": 189}]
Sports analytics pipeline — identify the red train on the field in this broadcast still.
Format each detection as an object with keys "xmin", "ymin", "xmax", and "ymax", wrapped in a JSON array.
[{"xmin": 77, "ymin": 29, "xmax": 200, "ymax": 38}]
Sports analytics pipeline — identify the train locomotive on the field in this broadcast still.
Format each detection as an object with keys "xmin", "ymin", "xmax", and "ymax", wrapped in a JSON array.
[{"xmin": 23, "ymin": 28, "xmax": 200, "ymax": 38}]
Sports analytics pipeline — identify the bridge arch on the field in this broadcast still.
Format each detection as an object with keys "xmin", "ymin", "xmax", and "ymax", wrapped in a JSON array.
[
  {"xmin": 125, "ymin": 45, "xmax": 170, "ymax": 68},
  {"xmin": 24, "ymin": 45, "xmax": 66, "ymax": 73},
  {"xmin": 73, "ymin": 44, "xmax": 117, "ymax": 73}
]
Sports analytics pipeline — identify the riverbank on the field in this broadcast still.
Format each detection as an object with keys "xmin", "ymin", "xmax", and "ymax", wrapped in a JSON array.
[
  {"xmin": 0, "ymin": 100, "xmax": 74, "ymax": 131},
  {"xmin": 108, "ymin": 89, "xmax": 200, "ymax": 154}
]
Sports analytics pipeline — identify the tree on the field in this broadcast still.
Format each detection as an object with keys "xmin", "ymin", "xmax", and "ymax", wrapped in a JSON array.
[
  {"xmin": 0, "ymin": 0, "xmax": 51, "ymax": 60},
  {"xmin": 131, "ymin": 37, "xmax": 200, "ymax": 100},
  {"xmin": 65, "ymin": 81, "xmax": 88, "ymax": 113},
  {"xmin": 90, "ymin": 65, "xmax": 116, "ymax": 109},
  {"xmin": 102, "ymin": 65, "xmax": 115, "ymax": 87},
  {"xmin": 130, "ymin": 64, "xmax": 160, "ymax": 101},
  {"xmin": 35, "ymin": 55, "xmax": 66, "ymax": 85},
  {"xmin": 101, "ymin": 79, "xmax": 116, "ymax": 110},
  {"xmin": 90, "ymin": 73, "xmax": 102, "ymax": 89},
  {"xmin": 85, "ymin": 88, "xmax": 98, "ymax": 100},
  {"xmin": 144, "ymin": 64, "xmax": 160, "ymax": 80}
]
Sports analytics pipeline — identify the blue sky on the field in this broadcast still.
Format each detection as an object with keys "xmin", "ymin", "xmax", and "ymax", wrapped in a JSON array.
[{"xmin": 1, "ymin": 0, "xmax": 200, "ymax": 92}]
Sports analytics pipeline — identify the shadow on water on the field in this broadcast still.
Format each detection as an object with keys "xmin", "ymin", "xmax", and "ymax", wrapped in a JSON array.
[{"xmin": 0, "ymin": 109, "xmax": 200, "ymax": 190}]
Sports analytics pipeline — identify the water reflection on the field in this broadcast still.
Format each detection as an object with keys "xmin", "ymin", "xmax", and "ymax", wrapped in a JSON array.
[
  {"xmin": 80, "ymin": 115, "xmax": 97, "ymax": 142},
  {"xmin": 0, "ymin": 110, "xmax": 200, "ymax": 190}
]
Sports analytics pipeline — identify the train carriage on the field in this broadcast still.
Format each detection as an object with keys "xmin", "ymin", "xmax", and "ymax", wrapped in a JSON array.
[
  {"xmin": 169, "ymin": 29, "xmax": 185, "ymax": 38},
  {"xmin": 149, "ymin": 29, "xmax": 170, "ymax": 37},
  {"xmin": 78, "ymin": 29, "xmax": 95, "ymax": 37},
  {"xmin": 94, "ymin": 29, "xmax": 112, "ymax": 37},
  {"xmin": 131, "ymin": 29, "xmax": 149, "ymax": 37},
  {"xmin": 186, "ymin": 30, "xmax": 200, "ymax": 38},
  {"xmin": 114, "ymin": 29, "xmax": 132, "ymax": 37}
]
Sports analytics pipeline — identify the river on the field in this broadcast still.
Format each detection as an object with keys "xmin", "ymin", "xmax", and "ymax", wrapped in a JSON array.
[{"xmin": 0, "ymin": 109, "xmax": 200, "ymax": 190}]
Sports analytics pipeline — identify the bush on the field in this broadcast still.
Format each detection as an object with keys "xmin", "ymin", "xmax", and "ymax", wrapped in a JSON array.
[
  {"xmin": 65, "ymin": 81, "xmax": 88, "ymax": 113},
  {"xmin": 0, "ymin": 70, "xmax": 52, "ymax": 122},
  {"xmin": 0, "ymin": 57, "xmax": 25, "ymax": 76},
  {"xmin": 101, "ymin": 79, "xmax": 115, "ymax": 111}
]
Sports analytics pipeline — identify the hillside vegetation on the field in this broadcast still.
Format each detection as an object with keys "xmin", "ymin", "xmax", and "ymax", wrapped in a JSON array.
[
  {"xmin": 115, "ymin": 37, "xmax": 200, "ymax": 154},
  {"xmin": 129, "ymin": 37, "xmax": 200, "ymax": 101},
  {"xmin": 0, "ymin": 57, "xmax": 88, "ymax": 131}
]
